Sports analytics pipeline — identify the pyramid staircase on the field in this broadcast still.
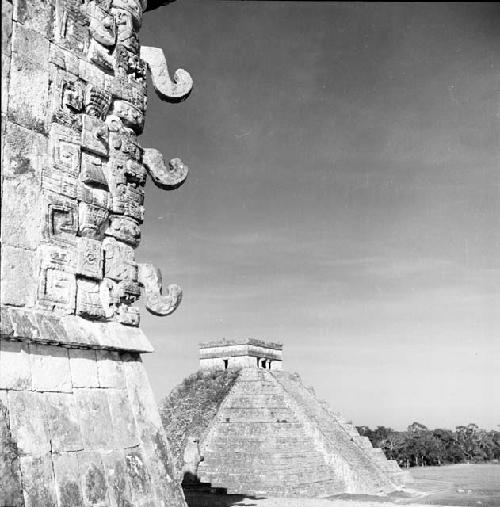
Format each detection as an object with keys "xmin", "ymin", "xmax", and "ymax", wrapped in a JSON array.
[
  {"xmin": 272, "ymin": 371, "xmax": 408, "ymax": 487},
  {"xmin": 197, "ymin": 368, "xmax": 406, "ymax": 496}
]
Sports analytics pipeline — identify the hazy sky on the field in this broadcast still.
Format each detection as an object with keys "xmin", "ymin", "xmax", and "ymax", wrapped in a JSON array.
[{"xmin": 137, "ymin": 1, "xmax": 500, "ymax": 430}]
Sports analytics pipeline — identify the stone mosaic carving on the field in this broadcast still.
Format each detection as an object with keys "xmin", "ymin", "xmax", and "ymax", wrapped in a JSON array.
[
  {"xmin": 1, "ymin": 1, "xmax": 192, "ymax": 504},
  {"xmin": 1, "ymin": 0, "xmax": 191, "ymax": 329}
]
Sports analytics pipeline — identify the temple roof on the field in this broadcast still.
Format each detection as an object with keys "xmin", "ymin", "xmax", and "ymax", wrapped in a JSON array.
[{"xmin": 199, "ymin": 338, "xmax": 283, "ymax": 350}]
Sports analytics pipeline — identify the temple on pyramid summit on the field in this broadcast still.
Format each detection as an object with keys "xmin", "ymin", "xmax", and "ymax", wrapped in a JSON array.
[{"xmin": 161, "ymin": 339, "xmax": 408, "ymax": 497}]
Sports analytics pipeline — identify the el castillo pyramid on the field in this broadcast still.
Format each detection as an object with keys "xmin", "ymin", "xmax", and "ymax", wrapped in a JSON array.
[{"xmin": 161, "ymin": 339, "xmax": 408, "ymax": 497}]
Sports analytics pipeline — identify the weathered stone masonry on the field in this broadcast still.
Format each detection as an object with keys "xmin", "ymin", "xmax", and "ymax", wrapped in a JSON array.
[{"xmin": 1, "ymin": 0, "xmax": 192, "ymax": 505}]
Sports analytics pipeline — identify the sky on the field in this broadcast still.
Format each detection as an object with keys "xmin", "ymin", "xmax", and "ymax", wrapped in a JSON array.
[{"xmin": 136, "ymin": 1, "xmax": 500, "ymax": 431}]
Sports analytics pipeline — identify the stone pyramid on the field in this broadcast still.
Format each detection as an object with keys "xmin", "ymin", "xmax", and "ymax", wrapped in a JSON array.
[{"xmin": 162, "ymin": 339, "xmax": 407, "ymax": 497}]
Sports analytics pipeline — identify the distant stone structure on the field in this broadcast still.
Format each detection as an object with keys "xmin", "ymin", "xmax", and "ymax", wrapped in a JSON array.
[
  {"xmin": 1, "ymin": 0, "xmax": 191, "ymax": 505},
  {"xmin": 164, "ymin": 340, "xmax": 408, "ymax": 497},
  {"xmin": 200, "ymin": 338, "xmax": 283, "ymax": 370}
]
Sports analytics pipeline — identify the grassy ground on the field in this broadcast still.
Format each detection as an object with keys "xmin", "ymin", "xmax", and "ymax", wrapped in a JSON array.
[
  {"xmin": 183, "ymin": 464, "xmax": 500, "ymax": 507},
  {"xmin": 406, "ymin": 463, "xmax": 500, "ymax": 506}
]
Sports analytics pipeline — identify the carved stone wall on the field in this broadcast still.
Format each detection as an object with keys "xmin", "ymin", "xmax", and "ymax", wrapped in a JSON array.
[{"xmin": 1, "ymin": 0, "xmax": 192, "ymax": 505}]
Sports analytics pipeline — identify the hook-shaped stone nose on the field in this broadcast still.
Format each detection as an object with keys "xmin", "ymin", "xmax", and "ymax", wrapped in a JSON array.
[
  {"xmin": 143, "ymin": 148, "xmax": 189, "ymax": 190},
  {"xmin": 138, "ymin": 263, "xmax": 182, "ymax": 316},
  {"xmin": 140, "ymin": 46, "xmax": 193, "ymax": 102}
]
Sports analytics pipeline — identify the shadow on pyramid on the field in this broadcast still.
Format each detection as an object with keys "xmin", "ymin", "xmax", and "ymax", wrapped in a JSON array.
[{"xmin": 161, "ymin": 339, "xmax": 409, "ymax": 498}]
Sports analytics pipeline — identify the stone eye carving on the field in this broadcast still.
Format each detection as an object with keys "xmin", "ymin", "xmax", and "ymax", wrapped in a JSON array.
[
  {"xmin": 138, "ymin": 263, "xmax": 182, "ymax": 316},
  {"xmin": 143, "ymin": 148, "xmax": 189, "ymax": 190},
  {"xmin": 140, "ymin": 46, "xmax": 193, "ymax": 103}
]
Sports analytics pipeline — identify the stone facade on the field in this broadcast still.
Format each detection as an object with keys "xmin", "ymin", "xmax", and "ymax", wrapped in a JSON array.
[
  {"xmin": 167, "ymin": 342, "xmax": 408, "ymax": 497},
  {"xmin": 1, "ymin": 0, "xmax": 191, "ymax": 505},
  {"xmin": 200, "ymin": 338, "xmax": 283, "ymax": 371}
]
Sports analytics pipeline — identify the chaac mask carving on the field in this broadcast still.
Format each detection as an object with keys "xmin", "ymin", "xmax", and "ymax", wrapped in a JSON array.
[{"xmin": 39, "ymin": 0, "xmax": 193, "ymax": 326}]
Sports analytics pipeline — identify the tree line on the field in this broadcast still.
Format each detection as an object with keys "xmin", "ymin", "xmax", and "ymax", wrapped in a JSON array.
[{"xmin": 356, "ymin": 422, "xmax": 500, "ymax": 468}]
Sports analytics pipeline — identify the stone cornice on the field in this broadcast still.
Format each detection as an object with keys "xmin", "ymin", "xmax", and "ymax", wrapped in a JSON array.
[{"xmin": 0, "ymin": 306, "xmax": 154, "ymax": 353}]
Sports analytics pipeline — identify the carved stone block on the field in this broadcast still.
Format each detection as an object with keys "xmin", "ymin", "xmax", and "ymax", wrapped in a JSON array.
[
  {"xmin": 114, "ymin": 43, "xmax": 131, "ymax": 75},
  {"xmin": 112, "ymin": 184, "xmax": 145, "ymax": 222},
  {"xmin": 117, "ymin": 279, "xmax": 141, "ymax": 302},
  {"xmin": 109, "ymin": 131, "xmax": 142, "ymax": 162},
  {"xmin": 116, "ymin": 304, "xmax": 140, "ymax": 327},
  {"xmin": 44, "ymin": 192, "xmax": 79, "ymax": 240},
  {"xmin": 112, "ymin": 99, "xmax": 144, "ymax": 133},
  {"xmin": 81, "ymin": 152, "xmax": 108, "ymax": 188},
  {"xmin": 79, "ymin": 202, "xmax": 109, "ymax": 239},
  {"xmin": 128, "ymin": 53, "xmax": 148, "ymax": 82},
  {"xmin": 125, "ymin": 159, "xmax": 147, "ymax": 185},
  {"xmin": 88, "ymin": 39, "xmax": 115, "ymax": 73},
  {"xmin": 106, "ymin": 64, "xmax": 147, "ymax": 106},
  {"xmin": 54, "ymin": 0, "xmax": 89, "ymax": 54},
  {"xmin": 81, "ymin": 114, "xmax": 109, "ymax": 157},
  {"xmin": 112, "ymin": 0, "xmax": 143, "ymax": 27},
  {"xmin": 85, "ymin": 84, "xmax": 112, "ymax": 119},
  {"xmin": 76, "ymin": 237, "xmax": 103, "ymax": 280},
  {"xmin": 105, "ymin": 215, "xmax": 141, "ymax": 247},
  {"xmin": 88, "ymin": 2, "xmax": 116, "ymax": 48},
  {"xmin": 38, "ymin": 267, "xmax": 77, "ymax": 314},
  {"xmin": 39, "ymin": 242, "xmax": 77, "ymax": 271},
  {"xmin": 49, "ymin": 69, "xmax": 84, "ymax": 129},
  {"xmin": 62, "ymin": 79, "xmax": 84, "ymax": 112},
  {"xmin": 76, "ymin": 278, "xmax": 105, "ymax": 319},
  {"xmin": 38, "ymin": 244, "xmax": 77, "ymax": 313},
  {"xmin": 99, "ymin": 278, "xmax": 120, "ymax": 319},
  {"xmin": 102, "ymin": 238, "xmax": 137, "ymax": 282},
  {"xmin": 77, "ymin": 183, "xmax": 111, "ymax": 209},
  {"xmin": 50, "ymin": 125, "xmax": 81, "ymax": 176},
  {"xmin": 42, "ymin": 167, "xmax": 78, "ymax": 199},
  {"xmin": 78, "ymin": 53, "xmax": 106, "ymax": 90},
  {"xmin": 112, "ymin": 6, "xmax": 138, "ymax": 51}
]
